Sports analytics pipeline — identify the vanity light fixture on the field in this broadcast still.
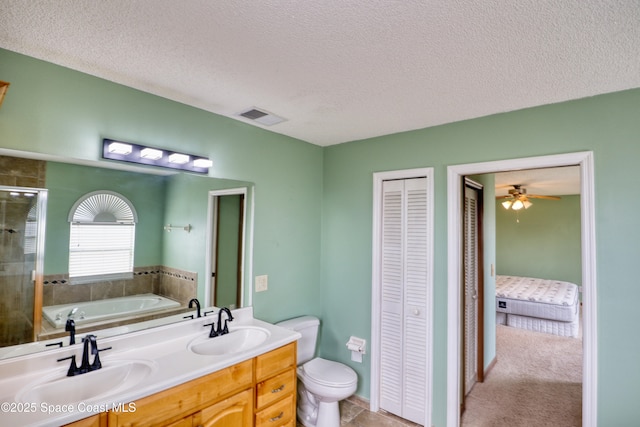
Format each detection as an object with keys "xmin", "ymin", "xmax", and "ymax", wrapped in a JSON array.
[{"xmin": 102, "ymin": 138, "xmax": 212, "ymax": 174}]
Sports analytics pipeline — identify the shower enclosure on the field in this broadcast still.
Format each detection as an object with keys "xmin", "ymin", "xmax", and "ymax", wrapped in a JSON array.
[{"xmin": 0, "ymin": 186, "xmax": 47, "ymax": 347}]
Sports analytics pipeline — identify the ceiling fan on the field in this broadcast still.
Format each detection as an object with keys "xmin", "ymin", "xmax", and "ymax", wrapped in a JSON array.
[{"xmin": 497, "ymin": 185, "xmax": 560, "ymax": 211}]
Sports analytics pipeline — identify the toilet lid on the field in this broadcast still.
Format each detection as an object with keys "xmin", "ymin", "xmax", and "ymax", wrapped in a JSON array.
[{"xmin": 302, "ymin": 358, "xmax": 358, "ymax": 387}]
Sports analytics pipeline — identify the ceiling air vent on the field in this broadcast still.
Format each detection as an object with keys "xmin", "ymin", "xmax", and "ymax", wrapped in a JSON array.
[{"xmin": 237, "ymin": 108, "xmax": 286, "ymax": 126}]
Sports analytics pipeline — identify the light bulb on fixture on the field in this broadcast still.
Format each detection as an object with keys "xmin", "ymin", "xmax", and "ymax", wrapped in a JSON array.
[
  {"xmin": 108, "ymin": 142, "xmax": 133, "ymax": 155},
  {"xmin": 511, "ymin": 200, "xmax": 524, "ymax": 210},
  {"xmin": 140, "ymin": 148, "xmax": 163, "ymax": 160},
  {"xmin": 501, "ymin": 200, "xmax": 513, "ymax": 210},
  {"xmin": 193, "ymin": 158, "xmax": 213, "ymax": 168},
  {"xmin": 168, "ymin": 153, "xmax": 190, "ymax": 164}
]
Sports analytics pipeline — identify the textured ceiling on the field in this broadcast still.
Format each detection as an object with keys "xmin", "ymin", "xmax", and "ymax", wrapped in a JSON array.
[
  {"xmin": 1, "ymin": 1, "xmax": 639, "ymax": 146},
  {"xmin": 494, "ymin": 166, "xmax": 581, "ymax": 196}
]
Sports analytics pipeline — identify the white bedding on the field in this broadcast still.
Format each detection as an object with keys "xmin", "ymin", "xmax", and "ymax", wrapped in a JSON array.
[
  {"xmin": 496, "ymin": 275, "xmax": 579, "ymax": 322},
  {"xmin": 495, "ymin": 275, "xmax": 580, "ymax": 338}
]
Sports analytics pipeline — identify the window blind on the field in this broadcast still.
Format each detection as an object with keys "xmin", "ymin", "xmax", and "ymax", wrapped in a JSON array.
[{"xmin": 69, "ymin": 223, "xmax": 135, "ymax": 282}]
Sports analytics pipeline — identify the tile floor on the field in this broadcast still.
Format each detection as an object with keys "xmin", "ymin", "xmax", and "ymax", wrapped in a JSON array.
[{"xmin": 296, "ymin": 397, "xmax": 422, "ymax": 427}]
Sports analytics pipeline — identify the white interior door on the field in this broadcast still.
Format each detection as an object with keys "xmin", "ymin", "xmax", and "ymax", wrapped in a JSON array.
[{"xmin": 379, "ymin": 177, "xmax": 429, "ymax": 425}]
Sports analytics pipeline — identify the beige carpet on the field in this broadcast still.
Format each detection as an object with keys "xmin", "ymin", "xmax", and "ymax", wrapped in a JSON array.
[{"xmin": 461, "ymin": 324, "xmax": 582, "ymax": 427}]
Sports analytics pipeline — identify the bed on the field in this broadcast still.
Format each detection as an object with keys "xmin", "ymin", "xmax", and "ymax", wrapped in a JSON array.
[{"xmin": 495, "ymin": 275, "xmax": 580, "ymax": 338}]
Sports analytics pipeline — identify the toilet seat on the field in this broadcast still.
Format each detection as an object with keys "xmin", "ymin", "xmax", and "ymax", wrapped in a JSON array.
[{"xmin": 300, "ymin": 358, "xmax": 358, "ymax": 388}]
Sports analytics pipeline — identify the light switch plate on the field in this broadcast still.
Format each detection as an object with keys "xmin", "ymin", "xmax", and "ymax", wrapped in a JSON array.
[{"xmin": 255, "ymin": 275, "xmax": 268, "ymax": 292}]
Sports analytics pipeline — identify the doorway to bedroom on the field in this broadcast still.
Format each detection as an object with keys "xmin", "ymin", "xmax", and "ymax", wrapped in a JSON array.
[
  {"xmin": 461, "ymin": 166, "xmax": 583, "ymax": 426},
  {"xmin": 446, "ymin": 151, "xmax": 597, "ymax": 427}
]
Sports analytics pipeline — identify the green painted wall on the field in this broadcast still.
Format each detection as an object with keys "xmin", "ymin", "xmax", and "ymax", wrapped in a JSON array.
[
  {"xmin": 496, "ymin": 196, "xmax": 582, "ymax": 285},
  {"xmin": 43, "ymin": 161, "xmax": 167, "ymax": 274},
  {"xmin": 322, "ymin": 89, "xmax": 640, "ymax": 426},
  {"xmin": 3, "ymin": 46, "xmax": 640, "ymax": 425}
]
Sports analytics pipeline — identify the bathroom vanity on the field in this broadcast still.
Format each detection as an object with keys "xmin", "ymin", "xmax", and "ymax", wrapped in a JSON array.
[{"xmin": 0, "ymin": 307, "xmax": 300, "ymax": 427}]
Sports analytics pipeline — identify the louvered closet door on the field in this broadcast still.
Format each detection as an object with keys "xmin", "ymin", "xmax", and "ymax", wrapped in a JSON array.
[
  {"xmin": 464, "ymin": 185, "xmax": 479, "ymax": 396},
  {"xmin": 380, "ymin": 178, "xmax": 428, "ymax": 425}
]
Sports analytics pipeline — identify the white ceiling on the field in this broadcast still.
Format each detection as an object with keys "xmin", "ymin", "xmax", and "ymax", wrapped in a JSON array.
[
  {"xmin": 494, "ymin": 166, "xmax": 581, "ymax": 196},
  {"xmin": 1, "ymin": 1, "xmax": 639, "ymax": 147}
]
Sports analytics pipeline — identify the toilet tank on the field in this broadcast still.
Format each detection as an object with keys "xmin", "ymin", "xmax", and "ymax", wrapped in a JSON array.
[{"xmin": 276, "ymin": 315, "xmax": 319, "ymax": 364}]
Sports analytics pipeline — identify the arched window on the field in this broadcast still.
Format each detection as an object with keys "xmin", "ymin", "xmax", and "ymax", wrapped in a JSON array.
[{"xmin": 68, "ymin": 191, "xmax": 137, "ymax": 283}]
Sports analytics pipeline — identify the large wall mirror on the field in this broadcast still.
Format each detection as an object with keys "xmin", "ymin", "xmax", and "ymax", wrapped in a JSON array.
[{"xmin": 0, "ymin": 153, "xmax": 254, "ymax": 359}]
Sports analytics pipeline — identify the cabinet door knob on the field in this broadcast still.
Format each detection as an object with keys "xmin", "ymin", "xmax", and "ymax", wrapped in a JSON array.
[
  {"xmin": 269, "ymin": 411, "xmax": 284, "ymax": 422},
  {"xmin": 271, "ymin": 384, "xmax": 285, "ymax": 393}
]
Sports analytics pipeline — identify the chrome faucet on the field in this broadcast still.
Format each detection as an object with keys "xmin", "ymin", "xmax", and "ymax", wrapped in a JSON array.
[
  {"xmin": 67, "ymin": 307, "xmax": 79, "ymax": 318},
  {"xmin": 188, "ymin": 298, "xmax": 202, "ymax": 318},
  {"xmin": 203, "ymin": 307, "xmax": 234, "ymax": 338},
  {"xmin": 57, "ymin": 334, "xmax": 112, "ymax": 376}
]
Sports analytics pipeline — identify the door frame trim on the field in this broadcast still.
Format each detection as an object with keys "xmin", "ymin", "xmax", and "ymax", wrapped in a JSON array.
[
  {"xmin": 446, "ymin": 151, "xmax": 597, "ymax": 427},
  {"xmin": 370, "ymin": 167, "xmax": 434, "ymax": 425}
]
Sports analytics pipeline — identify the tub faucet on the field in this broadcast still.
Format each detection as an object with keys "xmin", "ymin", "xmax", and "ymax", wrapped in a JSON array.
[
  {"xmin": 65, "ymin": 318, "xmax": 76, "ymax": 345},
  {"xmin": 67, "ymin": 307, "xmax": 78, "ymax": 319},
  {"xmin": 188, "ymin": 298, "xmax": 202, "ymax": 318}
]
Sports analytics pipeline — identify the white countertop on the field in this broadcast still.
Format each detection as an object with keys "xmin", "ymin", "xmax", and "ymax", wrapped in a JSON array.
[{"xmin": 0, "ymin": 307, "xmax": 300, "ymax": 426}]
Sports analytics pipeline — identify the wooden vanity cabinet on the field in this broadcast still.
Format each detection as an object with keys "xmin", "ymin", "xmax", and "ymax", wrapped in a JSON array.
[
  {"xmin": 102, "ymin": 342, "xmax": 297, "ymax": 427},
  {"xmin": 254, "ymin": 342, "xmax": 297, "ymax": 427},
  {"xmin": 108, "ymin": 359, "xmax": 253, "ymax": 427}
]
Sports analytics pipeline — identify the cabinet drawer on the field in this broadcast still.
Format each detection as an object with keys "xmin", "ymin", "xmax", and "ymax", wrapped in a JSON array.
[
  {"xmin": 255, "ymin": 393, "xmax": 295, "ymax": 427},
  {"xmin": 256, "ymin": 368, "xmax": 296, "ymax": 410},
  {"xmin": 255, "ymin": 342, "xmax": 296, "ymax": 381}
]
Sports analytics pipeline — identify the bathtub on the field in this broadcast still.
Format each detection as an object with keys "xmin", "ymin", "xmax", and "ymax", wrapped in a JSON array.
[{"xmin": 42, "ymin": 293, "xmax": 182, "ymax": 328}]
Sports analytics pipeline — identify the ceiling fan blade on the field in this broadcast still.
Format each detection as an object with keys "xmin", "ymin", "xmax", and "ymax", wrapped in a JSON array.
[
  {"xmin": 527, "ymin": 195, "xmax": 561, "ymax": 200},
  {"xmin": 495, "ymin": 195, "xmax": 513, "ymax": 199}
]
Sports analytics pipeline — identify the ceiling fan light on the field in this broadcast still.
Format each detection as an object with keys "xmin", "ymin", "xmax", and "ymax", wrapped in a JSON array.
[
  {"xmin": 501, "ymin": 200, "xmax": 513, "ymax": 210},
  {"xmin": 523, "ymin": 200, "xmax": 533, "ymax": 209},
  {"xmin": 512, "ymin": 200, "xmax": 524, "ymax": 210}
]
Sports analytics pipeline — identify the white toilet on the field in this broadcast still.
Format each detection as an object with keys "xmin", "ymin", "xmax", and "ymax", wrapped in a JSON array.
[{"xmin": 277, "ymin": 315, "xmax": 358, "ymax": 427}]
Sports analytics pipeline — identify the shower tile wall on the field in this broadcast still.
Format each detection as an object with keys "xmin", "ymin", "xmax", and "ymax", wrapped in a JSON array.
[
  {"xmin": 0, "ymin": 156, "xmax": 46, "ymax": 346},
  {"xmin": 0, "ymin": 156, "xmax": 46, "ymax": 188}
]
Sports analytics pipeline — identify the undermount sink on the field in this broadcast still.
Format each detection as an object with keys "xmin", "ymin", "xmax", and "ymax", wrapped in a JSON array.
[
  {"xmin": 188, "ymin": 326, "xmax": 270, "ymax": 356},
  {"xmin": 16, "ymin": 359, "xmax": 157, "ymax": 405}
]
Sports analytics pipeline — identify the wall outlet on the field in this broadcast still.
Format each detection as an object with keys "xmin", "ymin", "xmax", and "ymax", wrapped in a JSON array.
[{"xmin": 255, "ymin": 275, "xmax": 268, "ymax": 292}]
